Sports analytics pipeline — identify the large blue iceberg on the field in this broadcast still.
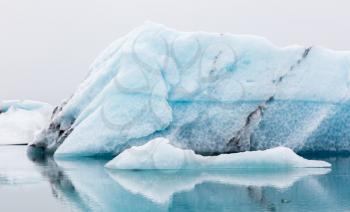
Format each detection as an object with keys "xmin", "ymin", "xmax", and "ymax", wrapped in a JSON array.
[{"xmin": 29, "ymin": 22, "xmax": 350, "ymax": 156}]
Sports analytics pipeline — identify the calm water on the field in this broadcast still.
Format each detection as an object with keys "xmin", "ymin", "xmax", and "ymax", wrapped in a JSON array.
[{"xmin": 0, "ymin": 146, "xmax": 349, "ymax": 212}]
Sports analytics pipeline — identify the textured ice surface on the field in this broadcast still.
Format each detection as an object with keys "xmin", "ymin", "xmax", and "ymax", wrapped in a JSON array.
[
  {"xmin": 0, "ymin": 100, "xmax": 52, "ymax": 145},
  {"xmin": 105, "ymin": 137, "xmax": 331, "ymax": 169},
  {"xmin": 30, "ymin": 22, "xmax": 350, "ymax": 156}
]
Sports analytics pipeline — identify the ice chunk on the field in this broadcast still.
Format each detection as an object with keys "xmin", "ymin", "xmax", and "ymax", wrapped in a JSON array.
[
  {"xmin": 0, "ymin": 100, "xmax": 52, "ymax": 145},
  {"xmin": 29, "ymin": 22, "xmax": 350, "ymax": 156},
  {"xmin": 105, "ymin": 137, "xmax": 331, "ymax": 170},
  {"xmin": 0, "ymin": 100, "xmax": 51, "ymax": 112}
]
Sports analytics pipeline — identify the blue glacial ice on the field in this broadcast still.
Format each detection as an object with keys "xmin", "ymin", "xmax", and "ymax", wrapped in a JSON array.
[
  {"xmin": 0, "ymin": 100, "xmax": 52, "ymax": 145},
  {"xmin": 29, "ymin": 22, "xmax": 350, "ymax": 156}
]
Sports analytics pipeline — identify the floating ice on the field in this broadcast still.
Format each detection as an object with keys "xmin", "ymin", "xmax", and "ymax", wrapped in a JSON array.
[
  {"xmin": 29, "ymin": 22, "xmax": 350, "ymax": 156},
  {"xmin": 0, "ymin": 100, "xmax": 51, "ymax": 112},
  {"xmin": 0, "ymin": 100, "xmax": 52, "ymax": 145},
  {"xmin": 105, "ymin": 137, "xmax": 331, "ymax": 170}
]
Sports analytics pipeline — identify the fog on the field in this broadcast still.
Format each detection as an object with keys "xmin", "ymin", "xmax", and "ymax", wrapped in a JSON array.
[{"xmin": 0, "ymin": 0, "xmax": 349, "ymax": 105}]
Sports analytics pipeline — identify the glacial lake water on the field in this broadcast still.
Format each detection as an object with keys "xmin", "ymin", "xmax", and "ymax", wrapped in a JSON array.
[{"xmin": 0, "ymin": 145, "xmax": 349, "ymax": 212}]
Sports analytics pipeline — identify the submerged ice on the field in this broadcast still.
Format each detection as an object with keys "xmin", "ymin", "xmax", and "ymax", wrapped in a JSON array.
[{"xmin": 29, "ymin": 22, "xmax": 350, "ymax": 156}]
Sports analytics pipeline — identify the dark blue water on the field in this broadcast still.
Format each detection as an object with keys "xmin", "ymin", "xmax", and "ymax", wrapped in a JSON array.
[{"xmin": 0, "ymin": 146, "xmax": 349, "ymax": 211}]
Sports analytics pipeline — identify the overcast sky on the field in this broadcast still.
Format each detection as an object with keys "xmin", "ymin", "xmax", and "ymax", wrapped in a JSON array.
[{"xmin": 0, "ymin": 0, "xmax": 349, "ymax": 105}]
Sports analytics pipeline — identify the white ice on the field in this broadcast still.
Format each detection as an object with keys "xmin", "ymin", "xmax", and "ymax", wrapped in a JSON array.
[
  {"xmin": 0, "ymin": 100, "xmax": 52, "ymax": 145},
  {"xmin": 105, "ymin": 137, "xmax": 331, "ymax": 170}
]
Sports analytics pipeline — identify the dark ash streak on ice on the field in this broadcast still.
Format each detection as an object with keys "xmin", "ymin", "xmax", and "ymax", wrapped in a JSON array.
[
  {"xmin": 28, "ymin": 99, "xmax": 75, "ymax": 155},
  {"xmin": 226, "ymin": 47, "xmax": 313, "ymax": 153}
]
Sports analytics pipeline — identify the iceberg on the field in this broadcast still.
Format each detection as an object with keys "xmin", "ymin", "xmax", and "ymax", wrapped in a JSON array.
[
  {"xmin": 0, "ymin": 100, "xmax": 52, "ymax": 145},
  {"xmin": 105, "ymin": 137, "xmax": 330, "ymax": 170},
  {"xmin": 29, "ymin": 22, "xmax": 350, "ymax": 156}
]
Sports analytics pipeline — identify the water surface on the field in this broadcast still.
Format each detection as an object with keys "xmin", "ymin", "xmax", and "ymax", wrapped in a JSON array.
[{"xmin": 0, "ymin": 146, "xmax": 349, "ymax": 211}]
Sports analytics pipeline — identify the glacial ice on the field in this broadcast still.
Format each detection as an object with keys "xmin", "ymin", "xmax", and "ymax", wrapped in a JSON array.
[
  {"xmin": 105, "ymin": 137, "xmax": 331, "ymax": 169},
  {"xmin": 30, "ymin": 22, "xmax": 350, "ymax": 156},
  {"xmin": 0, "ymin": 100, "xmax": 52, "ymax": 145}
]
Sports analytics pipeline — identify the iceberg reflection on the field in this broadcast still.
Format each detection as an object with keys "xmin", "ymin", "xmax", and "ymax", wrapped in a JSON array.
[
  {"xmin": 3, "ymin": 146, "xmax": 349, "ymax": 211},
  {"xmin": 107, "ymin": 168, "xmax": 330, "ymax": 204},
  {"xmin": 0, "ymin": 145, "xmax": 42, "ymax": 185},
  {"xmin": 28, "ymin": 153, "xmax": 94, "ymax": 211}
]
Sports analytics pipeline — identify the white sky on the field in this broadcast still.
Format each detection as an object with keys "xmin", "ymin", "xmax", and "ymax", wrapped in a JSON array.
[{"xmin": 0, "ymin": 0, "xmax": 349, "ymax": 105}]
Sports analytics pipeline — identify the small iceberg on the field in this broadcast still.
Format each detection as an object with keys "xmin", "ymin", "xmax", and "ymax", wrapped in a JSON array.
[
  {"xmin": 105, "ymin": 137, "xmax": 331, "ymax": 170},
  {"xmin": 0, "ymin": 100, "xmax": 52, "ymax": 145}
]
